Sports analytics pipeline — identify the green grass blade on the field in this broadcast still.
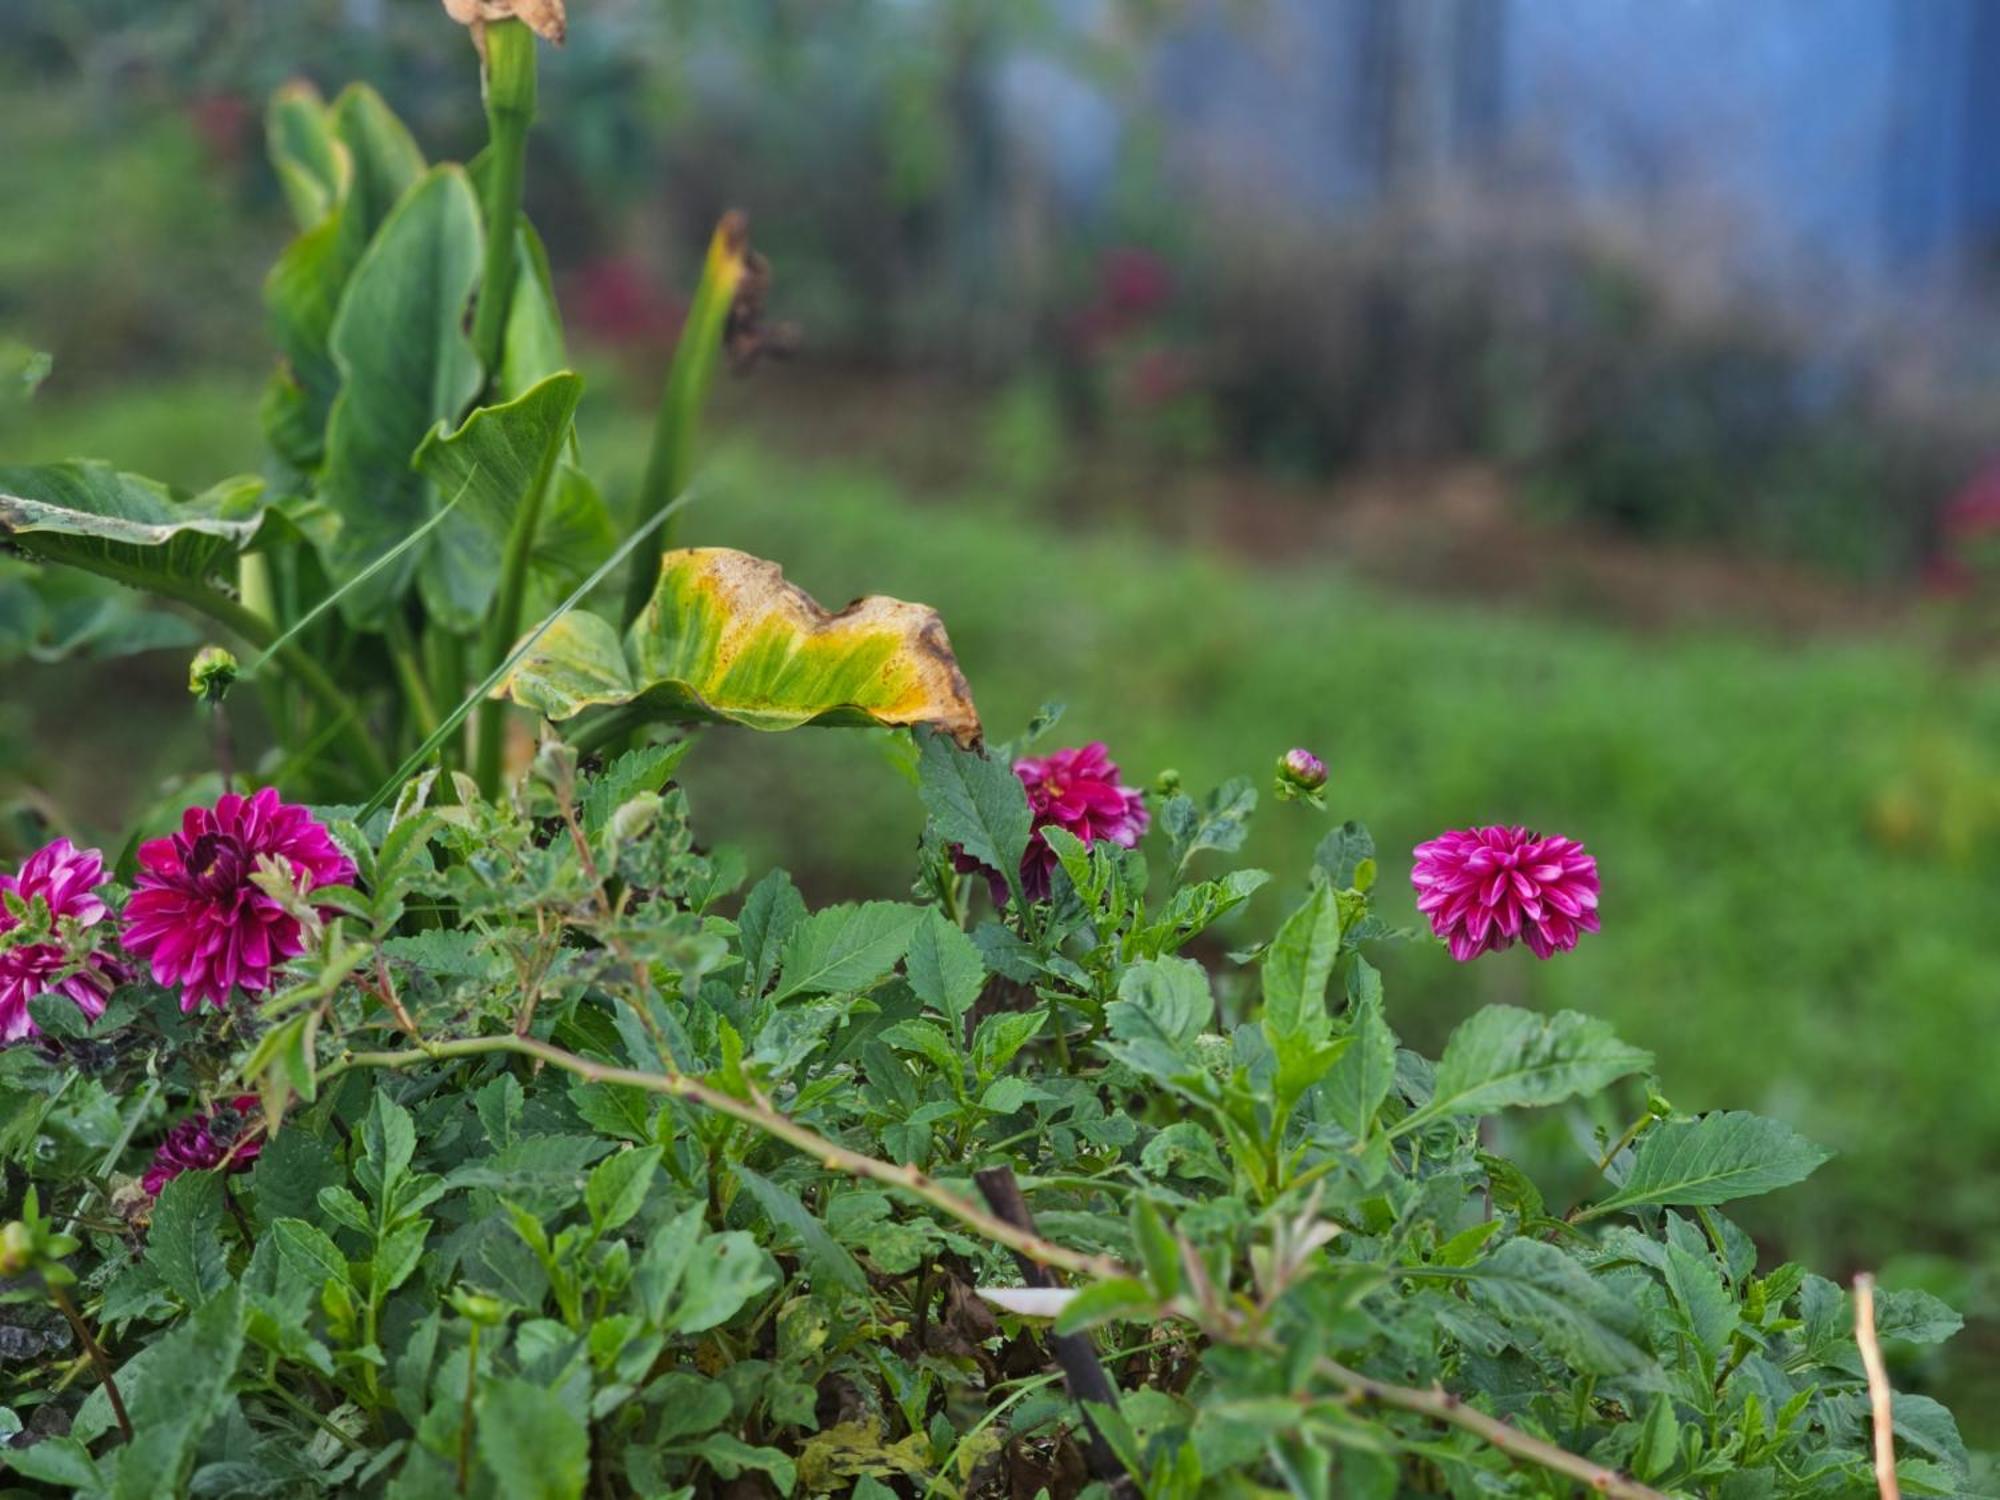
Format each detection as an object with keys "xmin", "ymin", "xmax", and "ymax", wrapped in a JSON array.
[
  {"xmin": 356, "ymin": 485, "xmax": 695, "ymax": 821},
  {"xmin": 243, "ymin": 467, "xmax": 479, "ymax": 680}
]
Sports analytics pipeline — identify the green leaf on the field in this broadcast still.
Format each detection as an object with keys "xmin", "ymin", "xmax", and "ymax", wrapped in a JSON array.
[
  {"xmin": 738, "ymin": 868, "xmax": 807, "ymax": 999},
  {"xmin": 1312, "ymin": 821, "xmax": 1375, "ymax": 889},
  {"xmin": 917, "ymin": 728, "xmax": 1031, "ymax": 904},
  {"xmin": 358, "ymin": 1089, "xmax": 417, "ymax": 1213},
  {"xmin": 319, "ymin": 164, "xmax": 485, "ymax": 625},
  {"xmin": 1161, "ymin": 777, "xmax": 1256, "ymax": 874},
  {"xmin": 111, "ymin": 1287, "xmax": 247, "ymax": 1500},
  {"xmin": 1664, "ymin": 1242, "xmax": 1737, "ymax": 1358},
  {"xmin": 146, "ymin": 1173, "xmax": 231, "ymax": 1307},
  {"xmin": 1261, "ymin": 884, "xmax": 1341, "ymax": 1045},
  {"xmin": 771, "ymin": 901, "xmax": 920, "ymax": 1002},
  {"xmin": 0, "ymin": 463, "xmax": 267, "ymax": 599},
  {"xmin": 905, "ymin": 908, "xmax": 986, "ymax": 1025},
  {"xmin": 1109, "ymin": 958, "xmax": 1213, "ymax": 1049},
  {"xmin": 269, "ymin": 1218, "xmax": 350, "ymax": 1295},
  {"xmin": 1577, "ymin": 1111, "xmax": 1831, "ymax": 1220},
  {"xmin": 1459, "ymin": 1239, "xmax": 1651, "ymax": 1375},
  {"xmin": 581, "ymin": 741, "xmax": 693, "ymax": 838},
  {"xmin": 1323, "ymin": 959, "xmax": 1396, "ymax": 1141},
  {"xmin": 2, "ymin": 1436, "xmax": 101, "ymax": 1488},
  {"xmin": 477, "ymin": 1377, "xmax": 589, "ymax": 1500},
  {"xmin": 586, "ymin": 1145, "xmax": 662, "ymax": 1233},
  {"xmin": 412, "ymin": 371, "xmax": 583, "ymax": 626},
  {"xmin": 733, "ymin": 1164, "xmax": 869, "ymax": 1297},
  {"xmin": 1051, "ymin": 1277, "xmax": 1157, "ymax": 1334},
  {"xmin": 1397, "ymin": 1006, "xmax": 1651, "ymax": 1135},
  {"xmin": 497, "ymin": 548, "xmax": 984, "ymax": 743},
  {"xmin": 1874, "ymin": 1288, "xmax": 1964, "ymax": 1346}
]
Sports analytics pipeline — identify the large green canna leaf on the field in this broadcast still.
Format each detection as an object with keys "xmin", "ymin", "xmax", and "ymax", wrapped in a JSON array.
[
  {"xmin": 319, "ymin": 164, "xmax": 485, "ymax": 627},
  {"xmin": 0, "ymin": 560, "xmax": 197, "ymax": 665},
  {"xmin": 262, "ymin": 83, "xmax": 427, "ymax": 471},
  {"xmin": 412, "ymin": 371, "xmax": 582, "ymax": 623},
  {"xmin": 0, "ymin": 462, "xmax": 268, "ymax": 600},
  {"xmin": 497, "ymin": 547, "xmax": 982, "ymax": 745}
]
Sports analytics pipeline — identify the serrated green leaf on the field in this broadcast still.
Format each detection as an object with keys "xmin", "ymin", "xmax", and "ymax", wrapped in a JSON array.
[
  {"xmin": 1261, "ymin": 884, "xmax": 1341, "ymax": 1046},
  {"xmin": 1397, "ymin": 1006, "xmax": 1651, "ymax": 1135},
  {"xmin": 917, "ymin": 728, "xmax": 1031, "ymax": 903},
  {"xmin": 1324, "ymin": 959, "xmax": 1396, "ymax": 1141},
  {"xmin": 477, "ymin": 1377, "xmax": 588, "ymax": 1500},
  {"xmin": 580, "ymin": 742, "xmax": 693, "ymax": 838},
  {"xmin": 586, "ymin": 1145, "xmax": 662, "ymax": 1233},
  {"xmin": 1459, "ymin": 1239, "xmax": 1651, "ymax": 1375},
  {"xmin": 772, "ymin": 901, "xmax": 920, "ymax": 1002},
  {"xmin": 111, "ymin": 1286, "xmax": 246, "ymax": 1500},
  {"xmin": 146, "ymin": 1173, "xmax": 231, "ymax": 1307},
  {"xmin": 1578, "ymin": 1112, "xmax": 1831, "ymax": 1220},
  {"xmin": 905, "ymin": 908, "xmax": 985, "ymax": 1024},
  {"xmin": 734, "ymin": 1164, "xmax": 868, "ymax": 1296},
  {"xmin": 1109, "ymin": 957, "xmax": 1212, "ymax": 1049},
  {"xmin": 1664, "ymin": 1242, "xmax": 1737, "ymax": 1358}
]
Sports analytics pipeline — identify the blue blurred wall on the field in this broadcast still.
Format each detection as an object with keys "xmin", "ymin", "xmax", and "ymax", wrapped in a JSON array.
[{"xmin": 1125, "ymin": 0, "xmax": 2000, "ymax": 282}]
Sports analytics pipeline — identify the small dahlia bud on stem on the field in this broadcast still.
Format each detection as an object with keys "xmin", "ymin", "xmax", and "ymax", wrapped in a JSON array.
[{"xmin": 1274, "ymin": 747, "xmax": 1328, "ymax": 807}]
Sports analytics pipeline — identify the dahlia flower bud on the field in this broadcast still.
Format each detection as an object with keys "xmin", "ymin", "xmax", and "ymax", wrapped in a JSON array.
[
  {"xmin": 187, "ymin": 644, "xmax": 240, "ymax": 705},
  {"xmin": 1411, "ymin": 826, "xmax": 1600, "ymax": 962},
  {"xmin": 1274, "ymin": 747, "xmax": 1328, "ymax": 807},
  {"xmin": 120, "ymin": 788, "xmax": 355, "ymax": 1011},
  {"xmin": 1, "ymin": 839, "xmax": 126, "ymax": 1044}
]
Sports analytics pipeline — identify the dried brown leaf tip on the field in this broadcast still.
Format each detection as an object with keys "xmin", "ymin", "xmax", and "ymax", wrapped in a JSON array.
[
  {"xmin": 717, "ymin": 211, "xmax": 801, "ymax": 371},
  {"xmin": 441, "ymin": 0, "xmax": 567, "ymax": 46}
]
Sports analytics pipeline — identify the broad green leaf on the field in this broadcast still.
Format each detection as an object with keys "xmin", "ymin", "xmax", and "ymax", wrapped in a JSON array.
[
  {"xmin": 478, "ymin": 1377, "xmax": 589, "ymax": 1500},
  {"xmin": 498, "ymin": 222, "xmax": 570, "ymax": 399},
  {"xmin": 580, "ymin": 741, "xmax": 693, "ymax": 838},
  {"xmin": 1664, "ymin": 1242, "xmax": 1737, "ymax": 1358},
  {"xmin": 1261, "ymin": 884, "xmax": 1341, "ymax": 1045},
  {"xmin": 2, "ymin": 1436, "xmax": 101, "ymax": 1488},
  {"xmin": 1459, "ymin": 1239, "xmax": 1651, "ymax": 1375},
  {"xmin": 319, "ymin": 165, "xmax": 484, "ymax": 625},
  {"xmin": 269, "ymin": 1218, "xmax": 350, "ymax": 1294},
  {"xmin": 733, "ymin": 1164, "xmax": 868, "ymax": 1296},
  {"xmin": 586, "ymin": 1145, "xmax": 662, "ymax": 1233},
  {"xmin": 111, "ymin": 1287, "xmax": 247, "ymax": 1500},
  {"xmin": 0, "ymin": 463, "xmax": 267, "ymax": 598},
  {"xmin": 412, "ymin": 370, "xmax": 582, "ymax": 624},
  {"xmin": 146, "ymin": 1173, "xmax": 231, "ymax": 1307},
  {"xmin": 1109, "ymin": 958, "xmax": 1213, "ymax": 1048},
  {"xmin": 738, "ymin": 868, "xmax": 807, "ymax": 998},
  {"xmin": 917, "ymin": 727, "xmax": 1031, "ymax": 902},
  {"xmin": 1577, "ymin": 1111, "xmax": 1831, "ymax": 1220},
  {"xmin": 1323, "ymin": 959, "xmax": 1396, "ymax": 1141},
  {"xmin": 1893, "ymin": 1394, "xmax": 1969, "ymax": 1475},
  {"xmin": 1397, "ymin": 1006, "xmax": 1651, "ymax": 1135},
  {"xmin": 1874, "ymin": 1288, "xmax": 1964, "ymax": 1346},
  {"xmin": 905, "ymin": 908, "xmax": 986, "ymax": 1025},
  {"xmin": 1313, "ymin": 821, "xmax": 1375, "ymax": 890},
  {"xmin": 771, "ymin": 901, "xmax": 920, "ymax": 1002},
  {"xmin": 498, "ymin": 548, "xmax": 983, "ymax": 745}
]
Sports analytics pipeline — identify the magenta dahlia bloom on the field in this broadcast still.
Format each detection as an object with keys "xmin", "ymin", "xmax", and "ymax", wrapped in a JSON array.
[
  {"xmin": 120, "ymin": 788, "xmax": 354, "ymax": 1011},
  {"xmin": 1016, "ymin": 742, "xmax": 1150, "ymax": 899},
  {"xmin": 1411, "ymin": 826, "xmax": 1600, "ymax": 962},
  {"xmin": 141, "ymin": 1095, "xmax": 263, "ymax": 1197},
  {"xmin": 0, "ymin": 839, "xmax": 125, "ymax": 1044}
]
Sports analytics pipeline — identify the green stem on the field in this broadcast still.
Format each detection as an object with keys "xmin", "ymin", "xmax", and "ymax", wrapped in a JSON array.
[
  {"xmin": 385, "ymin": 613, "xmax": 441, "ymax": 743},
  {"xmin": 622, "ymin": 215, "xmax": 748, "ymax": 625},
  {"xmin": 469, "ymin": 19, "xmax": 536, "ymax": 381},
  {"xmin": 472, "ymin": 408, "xmax": 568, "ymax": 796}
]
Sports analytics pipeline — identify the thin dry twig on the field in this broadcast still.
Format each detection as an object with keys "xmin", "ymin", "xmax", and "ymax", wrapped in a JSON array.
[{"xmin": 1853, "ymin": 1273, "xmax": 1901, "ymax": 1500}]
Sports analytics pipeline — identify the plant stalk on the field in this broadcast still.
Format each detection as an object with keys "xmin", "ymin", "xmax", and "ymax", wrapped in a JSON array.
[
  {"xmin": 469, "ymin": 19, "xmax": 536, "ymax": 381},
  {"xmin": 48, "ymin": 1282, "xmax": 132, "ymax": 1444}
]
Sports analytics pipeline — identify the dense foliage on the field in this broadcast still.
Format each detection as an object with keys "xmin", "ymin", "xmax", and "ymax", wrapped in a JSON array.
[{"xmin": 0, "ymin": 7, "xmax": 1980, "ymax": 1496}]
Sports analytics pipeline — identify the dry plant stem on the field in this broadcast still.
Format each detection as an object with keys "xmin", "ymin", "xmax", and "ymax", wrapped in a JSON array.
[
  {"xmin": 327, "ymin": 1033, "xmax": 1124, "ymax": 1281},
  {"xmin": 974, "ymin": 1166, "xmax": 1134, "ymax": 1493},
  {"xmin": 48, "ymin": 1282, "xmax": 133, "ymax": 1444},
  {"xmin": 1853, "ymin": 1273, "xmax": 1901, "ymax": 1500},
  {"xmin": 1316, "ymin": 1357, "xmax": 1668, "ymax": 1500}
]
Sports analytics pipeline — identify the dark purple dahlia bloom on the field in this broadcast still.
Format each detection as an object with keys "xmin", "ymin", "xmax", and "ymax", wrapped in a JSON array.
[
  {"xmin": 1411, "ymin": 826, "xmax": 1600, "ymax": 962},
  {"xmin": 141, "ymin": 1095, "xmax": 264, "ymax": 1197},
  {"xmin": 0, "ymin": 839, "xmax": 126, "ymax": 1044},
  {"xmin": 981, "ymin": 742, "xmax": 1151, "ymax": 902},
  {"xmin": 120, "ymin": 788, "xmax": 355, "ymax": 1011}
]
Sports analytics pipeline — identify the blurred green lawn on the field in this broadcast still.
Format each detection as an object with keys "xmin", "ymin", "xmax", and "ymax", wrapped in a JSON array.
[{"xmin": 5, "ymin": 376, "xmax": 1997, "ymax": 1421}]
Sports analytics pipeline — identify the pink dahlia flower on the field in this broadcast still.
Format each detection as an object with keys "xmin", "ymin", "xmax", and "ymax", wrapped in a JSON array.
[
  {"xmin": 0, "ymin": 839, "xmax": 125, "ymax": 1044},
  {"xmin": 121, "ymin": 788, "xmax": 354, "ymax": 1011},
  {"xmin": 142, "ymin": 1095, "xmax": 263, "ymax": 1197},
  {"xmin": 1016, "ymin": 742, "xmax": 1150, "ymax": 899},
  {"xmin": 1412, "ymin": 826, "xmax": 1600, "ymax": 962}
]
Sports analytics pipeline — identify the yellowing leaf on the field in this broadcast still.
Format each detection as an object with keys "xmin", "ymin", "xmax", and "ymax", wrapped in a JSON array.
[{"xmin": 496, "ymin": 547, "xmax": 982, "ymax": 745}]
